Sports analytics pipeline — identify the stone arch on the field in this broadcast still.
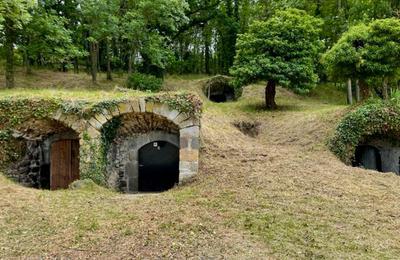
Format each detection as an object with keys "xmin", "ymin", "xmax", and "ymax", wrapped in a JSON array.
[
  {"xmin": 86, "ymin": 98, "xmax": 199, "ymax": 132},
  {"xmin": 92, "ymin": 99, "xmax": 200, "ymax": 193},
  {"xmin": 203, "ymin": 75, "xmax": 235, "ymax": 103}
]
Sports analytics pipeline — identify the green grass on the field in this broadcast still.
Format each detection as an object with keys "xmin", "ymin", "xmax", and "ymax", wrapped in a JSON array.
[{"xmin": 0, "ymin": 88, "xmax": 146, "ymax": 100}]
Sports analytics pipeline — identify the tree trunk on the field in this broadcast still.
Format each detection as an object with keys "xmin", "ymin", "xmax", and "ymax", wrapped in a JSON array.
[
  {"xmin": 97, "ymin": 44, "xmax": 100, "ymax": 72},
  {"xmin": 62, "ymin": 63, "xmax": 67, "ymax": 72},
  {"xmin": 265, "ymin": 81, "xmax": 277, "ymax": 110},
  {"xmin": 106, "ymin": 41, "xmax": 112, "ymax": 81},
  {"xmin": 5, "ymin": 18, "xmax": 15, "ymax": 88},
  {"xmin": 128, "ymin": 48, "xmax": 137, "ymax": 75},
  {"xmin": 355, "ymin": 79, "xmax": 361, "ymax": 103},
  {"xmin": 204, "ymin": 26, "xmax": 211, "ymax": 75},
  {"xmin": 25, "ymin": 50, "xmax": 32, "ymax": 75},
  {"xmin": 128, "ymin": 51, "xmax": 133, "ymax": 75},
  {"xmin": 74, "ymin": 57, "xmax": 79, "ymax": 74},
  {"xmin": 347, "ymin": 78, "xmax": 353, "ymax": 105},
  {"xmin": 382, "ymin": 77, "xmax": 389, "ymax": 99},
  {"xmin": 90, "ymin": 42, "xmax": 98, "ymax": 83},
  {"xmin": 359, "ymin": 79, "xmax": 370, "ymax": 100}
]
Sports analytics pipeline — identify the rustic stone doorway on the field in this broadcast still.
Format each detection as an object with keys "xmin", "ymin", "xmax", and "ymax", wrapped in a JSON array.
[
  {"xmin": 8, "ymin": 118, "xmax": 80, "ymax": 189},
  {"xmin": 207, "ymin": 86, "xmax": 235, "ymax": 103},
  {"xmin": 138, "ymin": 141, "xmax": 179, "ymax": 192},
  {"xmin": 354, "ymin": 145, "xmax": 382, "ymax": 172}
]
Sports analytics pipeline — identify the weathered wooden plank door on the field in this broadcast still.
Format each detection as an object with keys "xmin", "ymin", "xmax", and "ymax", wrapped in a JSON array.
[{"xmin": 50, "ymin": 139, "xmax": 79, "ymax": 190}]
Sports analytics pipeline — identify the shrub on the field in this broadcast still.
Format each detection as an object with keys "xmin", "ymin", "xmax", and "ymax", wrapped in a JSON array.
[{"xmin": 126, "ymin": 73, "xmax": 163, "ymax": 92}]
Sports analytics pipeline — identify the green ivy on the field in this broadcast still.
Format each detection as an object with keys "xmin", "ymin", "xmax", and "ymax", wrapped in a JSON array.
[
  {"xmin": 100, "ymin": 117, "xmax": 122, "ymax": 166},
  {"xmin": 60, "ymin": 100, "xmax": 90, "ymax": 117},
  {"xmin": 90, "ymin": 99, "xmax": 121, "ymax": 116},
  {"xmin": 330, "ymin": 98, "xmax": 400, "ymax": 164},
  {"xmin": 146, "ymin": 93, "xmax": 203, "ymax": 118},
  {"xmin": 79, "ymin": 132, "xmax": 106, "ymax": 185}
]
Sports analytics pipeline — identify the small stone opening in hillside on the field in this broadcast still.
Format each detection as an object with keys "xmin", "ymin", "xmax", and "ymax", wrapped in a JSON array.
[
  {"xmin": 353, "ymin": 137, "xmax": 400, "ymax": 175},
  {"xmin": 233, "ymin": 120, "xmax": 262, "ymax": 137},
  {"xmin": 203, "ymin": 75, "xmax": 235, "ymax": 103},
  {"xmin": 104, "ymin": 112, "xmax": 180, "ymax": 193},
  {"xmin": 9, "ymin": 119, "xmax": 80, "ymax": 190},
  {"xmin": 353, "ymin": 145, "xmax": 382, "ymax": 172}
]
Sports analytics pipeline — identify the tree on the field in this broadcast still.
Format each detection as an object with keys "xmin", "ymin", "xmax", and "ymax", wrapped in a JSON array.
[
  {"xmin": 0, "ymin": 0, "xmax": 34, "ymax": 88},
  {"xmin": 323, "ymin": 18, "xmax": 400, "ymax": 100},
  {"xmin": 323, "ymin": 24, "xmax": 370, "ymax": 98},
  {"xmin": 20, "ymin": 10, "xmax": 84, "ymax": 74},
  {"xmin": 365, "ymin": 18, "xmax": 400, "ymax": 99},
  {"xmin": 231, "ymin": 9, "xmax": 323, "ymax": 109},
  {"xmin": 135, "ymin": 0, "xmax": 188, "ymax": 77},
  {"xmin": 81, "ymin": 0, "xmax": 119, "ymax": 83}
]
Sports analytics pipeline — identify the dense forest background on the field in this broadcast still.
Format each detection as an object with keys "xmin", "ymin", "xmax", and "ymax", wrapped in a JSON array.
[{"xmin": 0, "ymin": 0, "xmax": 399, "ymax": 87}]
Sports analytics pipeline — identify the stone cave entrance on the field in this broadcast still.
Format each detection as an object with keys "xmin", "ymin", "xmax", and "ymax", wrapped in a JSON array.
[
  {"xmin": 203, "ymin": 75, "xmax": 235, "ymax": 103},
  {"xmin": 33, "ymin": 137, "xmax": 80, "ymax": 190},
  {"xmin": 9, "ymin": 119, "xmax": 80, "ymax": 190},
  {"xmin": 104, "ymin": 112, "xmax": 182, "ymax": 193},
  {"xmin": 138, "ymin": 141, "xmax": 179, "ymax": 192},
  {"xmin": 353, "ymin": 145, "xmax": 382, "ymax": 172},
  {"xmin": 207, "ymin": 86, "xmax": 235, "ymax": 103},
  {"xmin": 353, "ymin": 138, "xmax": 400, "ymax": 175}
]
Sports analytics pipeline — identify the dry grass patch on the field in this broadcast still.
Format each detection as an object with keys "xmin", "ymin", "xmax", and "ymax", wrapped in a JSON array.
[{"xmin": 1, "ymin": 76, "xmax": 400, "ymax": 258}]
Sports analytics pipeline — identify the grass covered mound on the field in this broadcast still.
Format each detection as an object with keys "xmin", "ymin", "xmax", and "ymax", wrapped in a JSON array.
[
  {"xmin": 0, "ymin": 89, "xmax": 202, "ymax": 184},
  {"xmin": 330, "ymin": 98, "xmax": 400, "ymax": 164},
  {"xmin": 0, "ymin": 90, "xmax": 202, "ymax": 136}
]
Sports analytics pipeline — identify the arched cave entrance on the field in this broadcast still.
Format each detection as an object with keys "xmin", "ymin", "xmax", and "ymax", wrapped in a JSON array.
[
  {"xmin": 203, "ymin": 76, "xmax": 235, "ymax": 103},
  {"xmin": 207, "ymin": 86, "xmax": 235, "ymax": 103},
  {"xmin": 352, "ymin": 137, "xmax": 400, "ymax": 175},
  {"xmin": 104, "ymin": 112, "xmax": 180, "ymax": 193},
  {"xmin": 353, "ymin": 145, "xmax": 382, "ymax": 172},
  {"xmin": 138, "ymin": 141, "xmax": 179, "ymax": 192},
  {"xmin": 9, "ymin": 119, "xmax": 80, "ymax": 190}
]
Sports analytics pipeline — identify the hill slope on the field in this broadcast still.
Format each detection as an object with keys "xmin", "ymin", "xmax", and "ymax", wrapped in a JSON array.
[{"xmin": 1, "ymin": 76, "xmax": 400, "ymax": 259}]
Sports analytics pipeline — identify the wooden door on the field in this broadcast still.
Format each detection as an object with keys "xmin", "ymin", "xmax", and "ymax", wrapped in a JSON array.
[{"xmin": 50, "ymin": 139, "xmax": 79, "ymax": 190}]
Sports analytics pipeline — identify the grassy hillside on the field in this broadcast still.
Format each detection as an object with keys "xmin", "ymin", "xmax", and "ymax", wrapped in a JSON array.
[{"xmin": 1, "ymin": 73, "xmax": 400, "ymax": 259}]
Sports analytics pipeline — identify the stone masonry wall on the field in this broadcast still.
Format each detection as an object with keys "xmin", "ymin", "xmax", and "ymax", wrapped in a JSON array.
[
  {"xmin": 107, "ymin": 131, "xmax": 179, "ymax": 192},
  {"xmin": 8, "ymin": 97, "xmax": 201, "ymax": 190}
]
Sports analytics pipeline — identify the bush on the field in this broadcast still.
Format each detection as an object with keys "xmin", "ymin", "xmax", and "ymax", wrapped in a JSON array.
[{"xmin": 126, "ymin": 73, "xmax": 163, "ymax": 92}]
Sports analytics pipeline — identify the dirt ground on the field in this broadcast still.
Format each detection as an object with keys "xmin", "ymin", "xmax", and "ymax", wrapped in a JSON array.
[{"xmin": 1, "ymin": 74, "xmax": 400, "ymax": 259}]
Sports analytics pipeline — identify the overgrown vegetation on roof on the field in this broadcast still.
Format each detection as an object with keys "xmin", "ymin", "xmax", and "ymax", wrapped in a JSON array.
[{"xmin": 330, "ymin": 98, "xmax": 400, "ymax": 164}]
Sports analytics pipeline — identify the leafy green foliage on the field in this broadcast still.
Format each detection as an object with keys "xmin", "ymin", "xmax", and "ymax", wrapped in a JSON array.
[
  {"xmin": 0, "ymin": 0, "xmax": 34, "ymax": 31},
  {"xmin": 99, "ymin": 116, "xmax": 122, "ymax": 181},
  {"xmin": 146, "ymin": 93, "xmax": 203, "ymax": 118},
  {"xmin": 323, "ymin": 18, "xmax": 400, "ymax": 84},
  {"xmin": 22, "ymin": 10, "xmax": 85, "ymax": 66},
  {"xmin": 330, "ymin": 98, "xmax": 400, "ymax": 163},
  {"xmin": 231, "ymin": 8, "xmax": 324, "ymax": 93},
  {"xmin": 80, "ymin": 132, "xmax": 106, "ymax": 185},
  {"xmin": 323, "ymin": 24, "xmax": 370, "ymax": 81},
  {"xmin": 126, "ymin": 73, "xmax": 163, "ymax": 92}
]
